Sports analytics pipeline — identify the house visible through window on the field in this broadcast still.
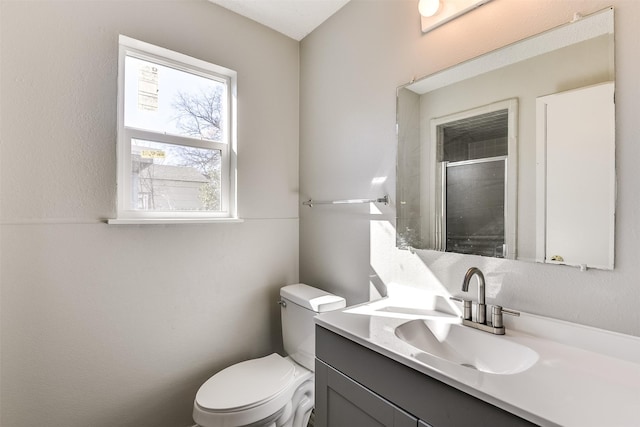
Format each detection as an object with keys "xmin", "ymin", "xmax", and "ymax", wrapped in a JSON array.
[{"xmin": 112, "ymin": 36, "xmax": 237, "ymax": 223}]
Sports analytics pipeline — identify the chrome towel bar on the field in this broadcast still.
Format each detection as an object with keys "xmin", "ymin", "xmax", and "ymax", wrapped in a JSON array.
[{"xmin": 302, "ymin": 195, "xmax": 389, "ymax": 208}]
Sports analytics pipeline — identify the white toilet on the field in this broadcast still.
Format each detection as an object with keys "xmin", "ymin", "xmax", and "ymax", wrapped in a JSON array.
[{"xmin": 193, "ymin": 284, "xmax": 346, "ymax": 427}]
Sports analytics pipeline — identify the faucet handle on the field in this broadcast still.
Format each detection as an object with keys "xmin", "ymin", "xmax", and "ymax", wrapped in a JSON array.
[
  {"xmin": 502, "ymin": 307, "xmax": 521, "ymax": 317},
  {"xmin": 491, "ymin": 306, "xmax": 520, "ymax": 328},
  {"xmin": 450, "ymin": 297, "xmax": 473, "ymax": 321}
]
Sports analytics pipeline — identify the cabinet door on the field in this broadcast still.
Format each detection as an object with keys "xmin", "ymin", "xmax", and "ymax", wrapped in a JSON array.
[{"xmin": 316, "ymin": 359, "xmax": 417, "ymax": 427}]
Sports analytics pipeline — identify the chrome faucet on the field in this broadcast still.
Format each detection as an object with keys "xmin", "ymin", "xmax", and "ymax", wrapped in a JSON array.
[
  {"xmin": 452, "ymin": 267, "xmax": 520, "ymax": 335},
  {"xmin": 462, "ymin": 267, "xmax": 486, "ymax": 324}
]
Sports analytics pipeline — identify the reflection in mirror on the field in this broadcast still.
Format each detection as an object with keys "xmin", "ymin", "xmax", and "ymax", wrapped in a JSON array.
[
  {"xmin": 397, "ymin": 7, "xmax": 615, "ymax": 269},
  {"xmin": 536, "ymin": 82, "xmax": 615, "ymax": 270},
  {"xmin": 431, "ymin": 100, "xmax": 517, "ymax": 259}
]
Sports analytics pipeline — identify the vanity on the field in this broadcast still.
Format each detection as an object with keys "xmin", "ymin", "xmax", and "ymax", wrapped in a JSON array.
[
  {"xmin": 315, "ymin": 326, "xmax": 535, "ymax": 426},
  {"xmin": 314, "ymin": 291, "xmax": 640, "ymax": 427}
]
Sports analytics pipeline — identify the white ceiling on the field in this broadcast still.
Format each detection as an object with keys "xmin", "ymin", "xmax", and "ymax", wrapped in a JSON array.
[{"xmin": 208, "ymin": 0, "xmax": 351, "ymax": 41}]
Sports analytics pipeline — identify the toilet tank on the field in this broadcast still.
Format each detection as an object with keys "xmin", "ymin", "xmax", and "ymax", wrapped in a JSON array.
[{"xmin": 280, "ymin": 284, "xmax": 345, "ymax": 371}]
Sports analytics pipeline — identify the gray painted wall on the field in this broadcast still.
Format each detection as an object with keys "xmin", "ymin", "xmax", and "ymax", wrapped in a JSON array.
[
  {"xmin": 300, "ymin": 0, "xmax": 640, "ymax": 336},
  {"xmin": 0, "ymin": 1, "xmax": 299, "ymax": 426}
]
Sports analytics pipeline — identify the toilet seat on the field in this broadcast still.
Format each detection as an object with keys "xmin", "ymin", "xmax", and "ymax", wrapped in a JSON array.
[
  {"xmin": 196, "ymin": 353, "xmax": 295, "ymax": 411},
  {"xmin": 193, "ymin": 354, "xmax": 313, "ymax": 427}
]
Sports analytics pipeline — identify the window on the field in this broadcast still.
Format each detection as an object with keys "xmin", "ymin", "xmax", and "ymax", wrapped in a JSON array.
[
  {"xmin": 110, "ymin": 36, "xmax": 238, "ymax": 223},
  {"xmin": 430, "ymin": 99, "xmax": 517, "ymax": 258}
]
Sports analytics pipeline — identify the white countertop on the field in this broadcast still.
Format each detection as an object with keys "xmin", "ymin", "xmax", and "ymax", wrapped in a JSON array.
[{"xmin": 314, "ymin": 290, "xmax": 640, "ymax": 427}]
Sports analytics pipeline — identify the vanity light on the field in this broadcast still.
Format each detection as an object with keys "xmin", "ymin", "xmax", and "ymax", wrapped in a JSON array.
[
  {"xmin": 418, "ymin": 0, "xmax": 441, "ymax": 17},
  {"xmin": 420, "ymin": 0, "xmax": 494, "ymax": 33}
]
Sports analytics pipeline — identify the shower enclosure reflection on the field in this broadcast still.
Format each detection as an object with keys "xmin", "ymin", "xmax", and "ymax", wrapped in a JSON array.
[{"xmin": 396, "ymin": 7, "xmax": 615, "ymax": 269}]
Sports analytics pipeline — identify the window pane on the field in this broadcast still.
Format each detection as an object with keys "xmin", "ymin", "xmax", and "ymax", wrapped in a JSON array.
[
  {"xmin": 437, "ymin": 110, "xmax": 508, "ymax": 163},
  {"xmin": 446, "ymin": 160, "xmax": 505, "ymax": 257},
  {"xmin": 131, "ymin": 139, "xmax": 222, "ymax": 212},
  {"xmin": 124, "ymin": 56, "xmax": 226, "ymax": 142}
]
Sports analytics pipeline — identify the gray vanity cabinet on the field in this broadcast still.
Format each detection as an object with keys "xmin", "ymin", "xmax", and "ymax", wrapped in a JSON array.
[
  {"xmin": 315, "ymin": 326, "xmax": 537, "ymax": 427},
  {"xmin": 315, "ymin": 360, "xmax": 418, "ymax": 427}
]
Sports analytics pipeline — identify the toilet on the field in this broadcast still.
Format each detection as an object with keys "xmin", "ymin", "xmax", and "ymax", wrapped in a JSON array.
[{"xmin": 193, "ymin": 284, "xmax": 346, "ymax": 427}]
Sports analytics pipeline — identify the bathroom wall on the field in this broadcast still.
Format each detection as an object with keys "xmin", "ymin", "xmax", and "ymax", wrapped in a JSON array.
[
  {"xmin": 0, "ymin": 2, "xmax": 299, "ymax": 427},
  {"xmin": 300, "ymin": 0, "xmax": 640, "ymax": 336}
]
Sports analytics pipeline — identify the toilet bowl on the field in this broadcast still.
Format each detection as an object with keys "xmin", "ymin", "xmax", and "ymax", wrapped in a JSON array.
[
  {"xmin": 193, "ymin": 284, "xmax": 345, "ymax": 427},
  {"xmin": 193, "ymin": 354, "xmax": 313, "ymax": 427}
]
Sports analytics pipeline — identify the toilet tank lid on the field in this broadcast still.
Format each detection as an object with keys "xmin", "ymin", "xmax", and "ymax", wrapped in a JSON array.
[{"xmin": 280, "ymin": 284, "xmax": 346, "ymax": 313}]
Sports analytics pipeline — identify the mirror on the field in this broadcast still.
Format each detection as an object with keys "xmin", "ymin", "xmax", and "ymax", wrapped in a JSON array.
[{"xmin": 397, "ymin": 7, "xmax": 615, "ymax": 269}]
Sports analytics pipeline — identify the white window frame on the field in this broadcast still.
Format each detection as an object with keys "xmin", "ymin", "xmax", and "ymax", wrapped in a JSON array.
[{"xmin": 109, "ymin": 35, "xmax": 239, "ymax": 224}]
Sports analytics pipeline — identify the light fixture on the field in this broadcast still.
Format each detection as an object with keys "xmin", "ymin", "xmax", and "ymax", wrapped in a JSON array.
[
  {"xmin": 418, "ymin": 0, "xmax": 441, "ymax": 17},
  {"xmin": 420, "ymin": 0, "xmax": 494, "ymax": 33}
]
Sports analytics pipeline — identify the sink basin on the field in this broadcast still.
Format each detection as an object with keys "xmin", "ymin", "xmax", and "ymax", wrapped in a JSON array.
[{"xmin": 395, "ymin": 319, "xmax": 539, "ymax": 375}]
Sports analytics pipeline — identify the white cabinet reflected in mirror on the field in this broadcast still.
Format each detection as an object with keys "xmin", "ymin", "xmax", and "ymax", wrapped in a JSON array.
[
  {"xmin": 536, "ymin": 82, "xmax": 615, "ymax": 270},
  {"xmin": 397, "ymin": 7, "xmax": 615, "ymax": 270}
]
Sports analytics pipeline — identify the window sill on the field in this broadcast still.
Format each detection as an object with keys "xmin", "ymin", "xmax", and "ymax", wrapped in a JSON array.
[{"xmin": 107, "ymin": 218, "xmax": 244, "ymax": 225}]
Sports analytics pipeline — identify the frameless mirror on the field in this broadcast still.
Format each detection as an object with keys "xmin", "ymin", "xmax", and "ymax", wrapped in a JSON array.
[{"xmin": 397, "ymin": 7, "xmax": 615, "ymax": 269}]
